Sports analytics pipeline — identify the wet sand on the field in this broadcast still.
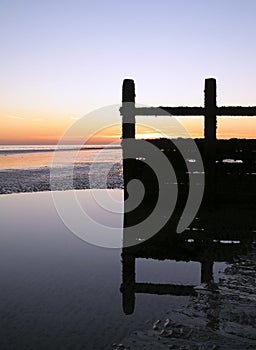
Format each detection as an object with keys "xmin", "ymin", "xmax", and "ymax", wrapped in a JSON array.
[{"xmin": 0, "ymin": 162, "xmax": 123, "ymax": 194}]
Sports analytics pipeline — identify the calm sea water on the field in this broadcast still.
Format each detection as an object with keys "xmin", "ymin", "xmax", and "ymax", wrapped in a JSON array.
[
  {"xmin": 0, "ymin": 190, "xmax": 233, "ymax": 350},
  {"xmin": 0, "ymin": 190, "xmax": 254, "ymax": 349}
]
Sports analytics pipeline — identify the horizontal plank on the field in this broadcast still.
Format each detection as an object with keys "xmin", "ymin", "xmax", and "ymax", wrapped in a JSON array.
[
  {"xmin": 134, "ymin": 106, "xmax": 256, "ymax": 116},
  {"xmin": 135, "ymin": 106, "xmax": 204, "ymax": 116},
  {"xmin": 217, "ymin": 106, "xmax": 256, "ymax": 116}
]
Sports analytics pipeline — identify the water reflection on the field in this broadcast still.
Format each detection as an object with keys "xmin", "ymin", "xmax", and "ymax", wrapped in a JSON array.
[{"xmin": 120, "ymin": 207, "xmax": 255, "ymax": 321}]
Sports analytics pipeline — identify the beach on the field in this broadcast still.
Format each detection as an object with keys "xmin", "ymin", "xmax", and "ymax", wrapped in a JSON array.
[
  {"xmin": 0, "ymin": 146, "xmax": 255, "ymax": 349},
  {"xmin": 0, "ymin": 145, "xmax": 123, "ymax": 194}
]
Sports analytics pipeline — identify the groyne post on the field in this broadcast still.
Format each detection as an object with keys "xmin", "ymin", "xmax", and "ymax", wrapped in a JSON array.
[
  {"xmin": 121, "ymin": 79, "xmax": 136, "ymax": 201},
  {"xmin": 121, "ymin": 79, "xmax": 136, "ymax": 139},
  {"xmin": 204, "ymin": 78, "xmax": 217, "ymax": 199}
]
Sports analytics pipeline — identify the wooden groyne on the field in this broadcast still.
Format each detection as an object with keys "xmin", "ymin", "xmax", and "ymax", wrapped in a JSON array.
[{"xmin": 120, "ymin": 78, "xmax": 256, "ymax": 207}]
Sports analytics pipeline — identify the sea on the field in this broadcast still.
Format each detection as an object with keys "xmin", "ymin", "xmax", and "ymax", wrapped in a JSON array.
[{"xmin": 0, "ymin": 145, "xmax": 123, "ymax": 194}]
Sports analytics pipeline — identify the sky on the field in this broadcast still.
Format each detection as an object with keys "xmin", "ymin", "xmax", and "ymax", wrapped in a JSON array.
[{"xmin": 1, "ymin": 0, "xmax": 256, "ymax": 144}]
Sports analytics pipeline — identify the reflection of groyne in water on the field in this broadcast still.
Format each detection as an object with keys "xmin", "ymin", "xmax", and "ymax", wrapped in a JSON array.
[
  {"xmin": 121, "ymin": 204, "xmax": 256, "ymax": 315},
  {"xmin": 120, "ymin": 210, "xmax": 256, "ymax": 320},
  {"xmin": 120, "ymin": 237, "xmax": 254, "ymax": 315}
]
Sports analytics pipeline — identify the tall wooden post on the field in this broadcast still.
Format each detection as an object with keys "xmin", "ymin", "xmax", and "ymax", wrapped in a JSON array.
[
  {"xmin": 204, "ymin": 78, "xmax": 217, "ymax": 141},
  {"xmin": 204, "ymin": 78, "xmax": 217, "ymax": 203},
  {"xmin": 122, "ymin": 79, "xmax": 136, "ymax": 139},
  {"xmin": 121, "ymin": 79, "xmax": 136, "ymax": 202}
]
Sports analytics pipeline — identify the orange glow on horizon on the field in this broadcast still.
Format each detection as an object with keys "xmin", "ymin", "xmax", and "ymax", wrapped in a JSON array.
[
  {"xmin": 0, "ymin": 114, "xmax": 72, "ymax": 144},
  {"xmin": 1, "ymin": 115, "xmax": 256, "ymax": 144}
]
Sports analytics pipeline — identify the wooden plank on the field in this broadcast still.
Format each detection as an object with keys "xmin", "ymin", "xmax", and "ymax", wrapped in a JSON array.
[
  {"xmin": 134, "ymin": 106, "xmax": 204, "ymax": 116},
  {"xmin": 217, "ymin": 106, "xmax": 256, "ymax": 116}
]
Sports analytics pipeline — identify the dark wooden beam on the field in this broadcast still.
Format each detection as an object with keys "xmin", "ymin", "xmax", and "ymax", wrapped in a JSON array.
[
  {"xmin": 217, "ymin": 106, "xmax": 256, "ymax": 116},
  {"xmin": 135, "ymin": 283, "xmax": 196, "ymax": 296},
  {"xmin": 134, "ymin": 106, "xmax": 256, "ymax": 117},
  {"xmin": 134, "ymin": 106, "xmax": 204, "ymax": 116}
]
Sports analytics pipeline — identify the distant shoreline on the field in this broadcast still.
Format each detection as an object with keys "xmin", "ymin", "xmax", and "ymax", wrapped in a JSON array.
[{"xmin": 0, "ymin": 145, "xmax": 121, "ymax": 155}]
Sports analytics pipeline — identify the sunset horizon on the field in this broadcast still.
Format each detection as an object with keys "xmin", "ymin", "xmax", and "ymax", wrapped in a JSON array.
[
  {"xmin": 1, "ymin": 1, "xmax": 256, "ymax": 145},
  {"xmin": 1, "ymin": 113, "xmax": 255, "ymax": 145}
]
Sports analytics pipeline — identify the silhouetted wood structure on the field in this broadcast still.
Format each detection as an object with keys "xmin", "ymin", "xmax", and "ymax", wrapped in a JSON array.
[
  {"xmin": 121, "ymin": 78, "xmax": 256, "ymax": 141},
  {"xmin": 120, "ymin": 78, "xmax": 256, "ymax": 207}
]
